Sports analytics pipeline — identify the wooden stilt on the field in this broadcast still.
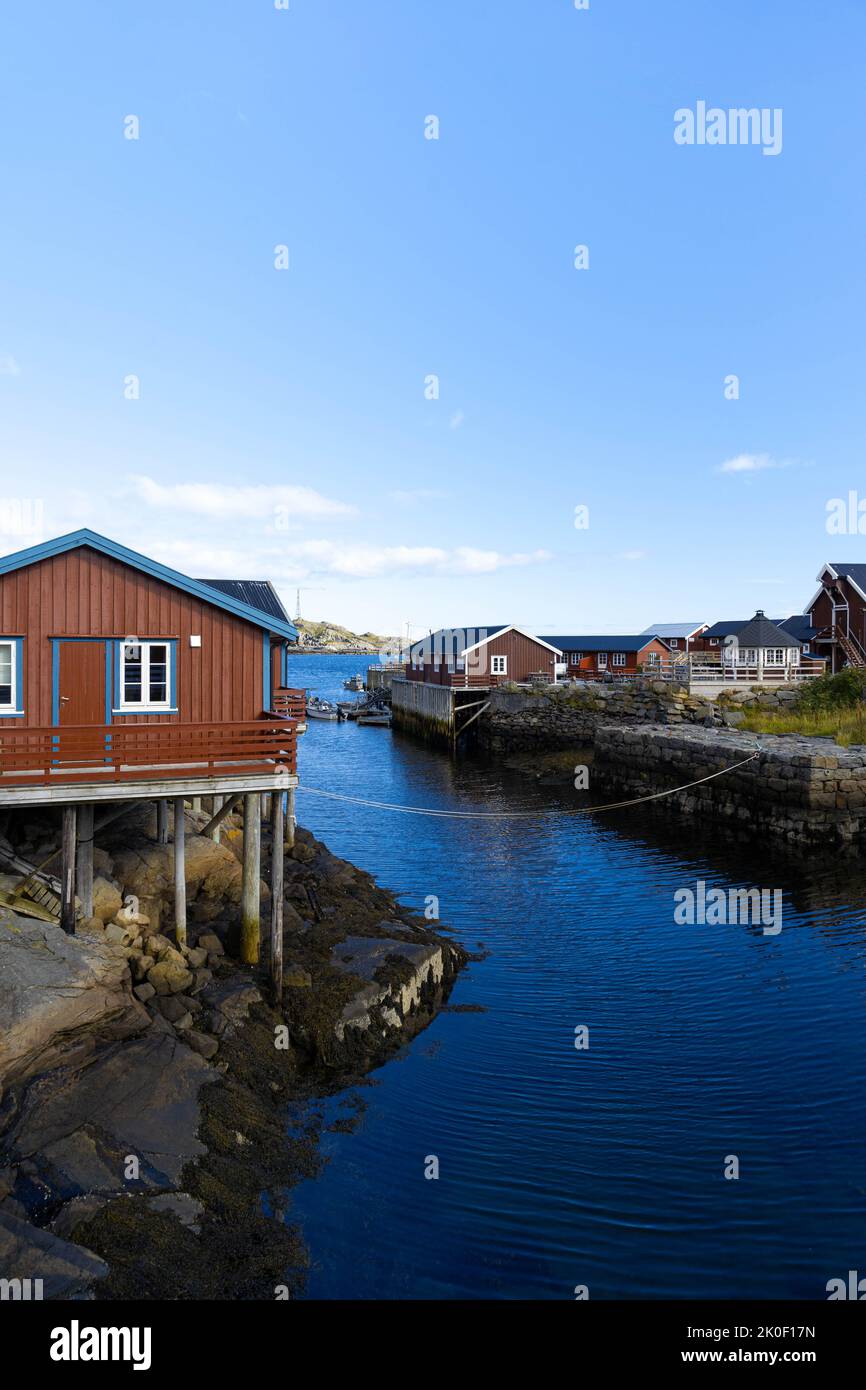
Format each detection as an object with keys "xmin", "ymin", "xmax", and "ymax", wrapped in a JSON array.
[
  {"xmin": 61, "ymin": 806, "xmax": 77, "ymax": 934},
  {"xmin": 270, "ymin": 792, "xmax": 284, "ymax": 1004},
  {"xmin": 241, "ymin": 792, "xmax": 262, "ymax": 964},
  {"xmin": 174, "ymin": 796, "xmax": 187, "ymax": 947},
  {"xmin": 156, "ymin": 798, "xmax": 169, "ymax": 845},
  {"xmin": 191, "ymin": 796, "xmax": 202, "ymax": 813},
  {"xmin": 76, "ymin": 804, "xmax": 94, "ymax": 920},
  {"xmin": 210, "ymin": 796, "xmax": 223, "ymax": 842},
  {"xmin": 285, "ymin": 786, "xmax": 296, "ymax": 848},
  {"xmin": 200, "ymin": 793, "xmax": 242, "ymax": 841}
]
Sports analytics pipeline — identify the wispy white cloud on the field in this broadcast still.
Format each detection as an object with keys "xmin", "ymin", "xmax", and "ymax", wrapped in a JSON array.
[
  {"xmin": 129, "ymin": 475, "xmax": 354, "ymax": 520},
  {"xmin": 136, "ymin": 536, "xmax": 551, "ymax": 583},
  {"xmin": 617, "ymin": 549, "xmax": 647, "ymax": 562},
  {"xmin": 718, "ymin": 453, "xmax": 793, "ymax": 474},
  {"xmin": 0, "ymin": 355, "xmax": 21, "ymax": 377},
  {"xmin": 449, "ymin": 410, "xmax": 465, "ymax": 430}
]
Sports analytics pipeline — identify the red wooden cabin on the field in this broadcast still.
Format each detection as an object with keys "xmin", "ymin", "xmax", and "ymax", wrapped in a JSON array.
[{"xmin": 0, "ymin": 529, "xmax": 303, "ymax": 797}]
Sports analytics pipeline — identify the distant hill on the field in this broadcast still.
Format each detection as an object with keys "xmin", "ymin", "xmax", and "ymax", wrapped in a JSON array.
[{"xmin": 294, "ymin": 618, "xmax": 400, "ymax": 653}]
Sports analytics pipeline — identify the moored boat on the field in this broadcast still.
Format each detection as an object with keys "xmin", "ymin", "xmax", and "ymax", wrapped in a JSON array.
[{"xmin": 305, "ymin": 696, "xmax": 340, "ymax": 721}]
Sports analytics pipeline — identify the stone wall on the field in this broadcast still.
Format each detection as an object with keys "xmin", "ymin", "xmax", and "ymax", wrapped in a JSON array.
[
  {"xmin": 477, "ymin": 681, "xmax": 865, "ymax": 847},
  {"xmin": 477, "ymin": 679, "xmax": 802, "ymax": 754},
  {"xmin": 591, "ymin": 723, "xmax": 866, "ymax": 848}
]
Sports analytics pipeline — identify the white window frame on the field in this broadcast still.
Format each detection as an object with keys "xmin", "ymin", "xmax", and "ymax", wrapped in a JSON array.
[
  {"xmin": 597, "ymin": 652, "xmax": 608, "ymax": 669},
  {"xmin": 645, "ymin": 651, "xmax": 660, "ymax": 666},
  {"xmin": 490, "ymin": 654, "xmax": 507, "ymax": 676},
  {"xmin": 612, "ymin": 652, "xmax": 627, "ymax": 667},
  {"xmin": 709, "ymin": 638, "xmax": 719, "ymax": 646},
  {"xmin": 0, "ymin": 638, "xmax": 22, "ymax": 714},
  {"xmin": 117, "ymin": 640, "xmax": 174, "ymax": 713},
  {"xmin": 766, "ymin": 647, "xmax": 785, "ymax": 665},
  {"xmin": 669, "ymin": 638, "xmax": 679, "ymax": 648}
]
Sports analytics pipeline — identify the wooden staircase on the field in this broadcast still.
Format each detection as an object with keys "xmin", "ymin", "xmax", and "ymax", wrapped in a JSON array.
[{"xmin": 833, "ymin": 625, "xmax": 866, "ymax": 668}]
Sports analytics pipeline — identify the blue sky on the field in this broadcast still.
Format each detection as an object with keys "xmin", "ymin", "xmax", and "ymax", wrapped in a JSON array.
[{"xmin": 1, "ymin": 0, "xmax": 864, "ymax": 639}]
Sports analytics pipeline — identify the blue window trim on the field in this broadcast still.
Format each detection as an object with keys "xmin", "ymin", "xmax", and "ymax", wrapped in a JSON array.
[
  {"xmin": 0, "ymin": 636, "xmax": 25, "ymax": 716},
  {"xmin": 111, "ymin": 638, "xmax": 178, "ymax": 716}
]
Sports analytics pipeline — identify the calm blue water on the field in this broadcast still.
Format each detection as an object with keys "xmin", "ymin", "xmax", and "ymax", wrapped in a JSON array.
[{"xmin": 286, "ymin": 654, "xmax": 866, "ymax": 1300}]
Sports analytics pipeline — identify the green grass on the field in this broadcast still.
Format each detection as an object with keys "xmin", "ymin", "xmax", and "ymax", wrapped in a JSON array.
[{"xmin": 737, "ymin": 706, "xmax": 866, "ymax": 747}]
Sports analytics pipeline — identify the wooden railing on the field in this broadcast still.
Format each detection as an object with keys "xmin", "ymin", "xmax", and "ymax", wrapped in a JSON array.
[
  {"xmin": 0, "ymin": 719, "xmax": 297, "ymax": 787},
  {"xmin": 687, "ymin": 662, "xmax": 823, "ymax": 684},
  {"xmin": 270, "ymin": 687, "xmax": 306, "ymax": 720}
]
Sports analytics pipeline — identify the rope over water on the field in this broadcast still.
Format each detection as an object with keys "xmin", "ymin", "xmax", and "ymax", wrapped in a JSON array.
[{"xmin": 297, "ymin": 745, "xmax": 763, "ymax": 821}]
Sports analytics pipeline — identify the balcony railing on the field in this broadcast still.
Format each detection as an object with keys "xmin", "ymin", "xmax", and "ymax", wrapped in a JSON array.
[
  {"xmin": 0, "ymin": 719, "xmax": 297, "ymax": 788},
  {"xmin": 270, "ymin": 687, "xmax": 306, "ymax": 720},
  {"xmin": 687, "ymin": 662, "xmax": 823, "ymax": 684}
]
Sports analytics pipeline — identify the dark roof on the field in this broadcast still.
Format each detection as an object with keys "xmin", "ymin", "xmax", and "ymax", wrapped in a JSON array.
[
  {"xmin": 197, "ymin": 579, "xmax": 291, "ymax": 625},
  {"xmin": 0, "ymin": 529, "xmax": 298, "ymax": 640},
  {"xmin": 702, "ymin": 620, "xmax": 748, "ymax": 640},
  {"xmin": 828, "ymin": 564, "xmax": 866, "ymax": 595},
  {"xmin": 778, "ymin": 614, "xmax": 818, "ymax": 642},
  {"xmin": 703, "ymin": 615, "xmax": 817, "ymax": 644},
  {"xmin": 408, "ymin": 626, "xmax": 513, "ymax": 661},
  {"xmin": 541, "ymin": 635, "xmax": 666, "ymax": 653},
  {"xmin": 733, "ymin": 611, "xmax": 801, "ymax": 648}
]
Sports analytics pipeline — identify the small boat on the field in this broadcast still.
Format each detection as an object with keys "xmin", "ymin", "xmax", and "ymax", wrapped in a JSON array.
[
  {"xmin": 337, "ymin": 701, "xmax": 363, "ymax": 720},
  {"xmin": 357, "ymin": 705, "xmax": 392, "ymax": 727},
  {"xmin": 343, "ymin": 673, "xmax": 364, "ymax": 691},
  {"xmin": 305, "ymin": 696, "xmax": 339, "ymax": 721}
]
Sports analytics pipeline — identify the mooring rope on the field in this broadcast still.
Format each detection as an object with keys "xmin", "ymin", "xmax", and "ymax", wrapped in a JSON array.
[{"xmin": 297, "ymin": 746, "xmax": 762, "ymax": 820}]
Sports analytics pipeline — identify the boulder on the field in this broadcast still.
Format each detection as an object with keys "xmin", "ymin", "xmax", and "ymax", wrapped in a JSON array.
[
  {"xmin": 91, "ymin": 876, "xmax": 123, "ymax": 923},
  {"xmin": 0, "ymin": 1209, "xmax": 108, "ymax": 1299},
  {"xmin": 147, "ymin": 960, "xmax": 194, "ymax": 996},
  {"xmin": 0, "ymin": 908, "xmax": 149, "ymax": 1094},
  {"xmin": 5, "ymin": 1033, "xmax": 217, "ymax": 1194},
  {"xmin": 185, "ymin": 1030, "xmax": 219, "ymax": 1060},
  {"xmin": 111, "ymin": 834, "xmax": 260, "ymax": 926}
]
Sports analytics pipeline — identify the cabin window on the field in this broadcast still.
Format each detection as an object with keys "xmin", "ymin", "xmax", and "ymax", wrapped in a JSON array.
[
  {"xmin": 0, "ymin": 639, "xmax": 23, "ymax": 713},
  {"xmin": 766, "ymin": 648, "xmax": 785, "ymax": 665},
  {"xmin": 612, "ymin": 652, "xmax": 627, "ymax": 667},
  {"xmin": 645, "ymin": 651, "xmax": 660, "ymax": 665},
  {"xmin": 491, "ymin": 655, "xmax": 507, "ymax": 675},
  {"xmin": 709, "ymin": 638, "xmax": 719, "ymax": 646},
  {"xmin": 597, "ymin": 653, "xmax": 608, "ymax": 669},
  {"xmin": 117, "ymin": 640, "xmax": 175, "ymax": 711},
  {"xmin": 669, "ymin": 639, "xmax": 679, "ymax": 648},
  {"xmin": 569, "ymin": 652, "xmax": 582, "ymax": 663}
]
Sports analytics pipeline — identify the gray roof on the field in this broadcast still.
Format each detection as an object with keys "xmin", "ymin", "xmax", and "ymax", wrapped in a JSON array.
[
  {"xmin": 541, "ymin": 635, "xmax": 666, "ymax": 653},
  {"xmin": 733, "ymin": 611, "xmax": 801, "ymax": 649},
  {"xmin": 197, "ymin": 579, "xmax": 291, "ymax": 625},
  {"xmin": 640, "ymin": 623, "xmax": 705, "ymax": 639},
  {"xmin": 408, "ymin": 626, "xmax": 510, "ymax": 661},
  {"xmin": 703, "ymin": 615, "xmax": 817, "ymax": 644}
]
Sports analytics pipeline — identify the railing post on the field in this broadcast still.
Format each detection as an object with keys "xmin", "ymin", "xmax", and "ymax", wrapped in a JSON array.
[
  {"xmin": 61, "ymin": 805, "xmax": 77, "ymax": 934},
  {"xmin": 270, "ymin": 791, "xmax": 284, "ymax": 1004},
  {"xmin": 174, "ymin": 796, "xmax": 187, "ymax": 947},
  {"xmin": 241, "ymin": 792, "xmax": 262, "ymax": 964}
]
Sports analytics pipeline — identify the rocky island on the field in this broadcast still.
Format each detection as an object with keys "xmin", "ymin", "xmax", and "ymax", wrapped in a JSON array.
[{"xmin": 0, "ymin": 805, "xmax": 466, "ymax": 1299}]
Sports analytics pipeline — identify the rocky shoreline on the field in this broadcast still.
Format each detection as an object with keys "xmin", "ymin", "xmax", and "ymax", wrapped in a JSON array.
[{"xmin": 0, "ymin": 805, "xmax": 466, "ymax": 1299}]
